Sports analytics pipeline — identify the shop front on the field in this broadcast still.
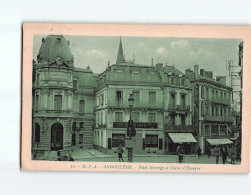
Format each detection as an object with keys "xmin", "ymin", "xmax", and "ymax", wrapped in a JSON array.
[{"xmin": 166, "ymin": 133, "xmax": 197, "ymax": 154}]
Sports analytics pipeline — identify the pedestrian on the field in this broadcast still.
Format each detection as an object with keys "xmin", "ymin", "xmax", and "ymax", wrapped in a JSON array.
[
  {"xmin": 229, "ymin": 145, "xmax": 236, "ymax": 164},
  {"xmin": 57, "ymin": 150, "xmax": 61, "ymax": 161},
  {"xmin": 69, "ymin": 155, "xmax": 74, "ymax": 161},
  {"xmin": 222, "ymin": 147, "xmax": 228, "ymax": 164},
  {"xmin": 214, "ymin": 146, "xmax": 220, "ymax": 164},
  {"xmin": 197, "ymin": 147, "xmax": 202, "ymax": 159},
  {"xmin": 177, "ymin": 145, "xmax": 184, "ymax": 163},
  {"xmin": 117, "ymin": 144, "xmax": 124, "ymax": 162},
  {"xmin": 207, "ymin": 147, "xmax": 211, "ymax": 158}
]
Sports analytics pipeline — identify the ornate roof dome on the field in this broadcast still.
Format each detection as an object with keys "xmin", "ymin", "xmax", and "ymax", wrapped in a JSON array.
[{"xmin": 37, "ymin": 35, "xmax": 74, "ymax": 66}]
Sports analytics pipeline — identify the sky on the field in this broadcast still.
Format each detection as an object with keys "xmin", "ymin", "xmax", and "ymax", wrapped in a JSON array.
[{"xmin": 33, "ymin": 35, "xmax": 242, "ymax": 85}]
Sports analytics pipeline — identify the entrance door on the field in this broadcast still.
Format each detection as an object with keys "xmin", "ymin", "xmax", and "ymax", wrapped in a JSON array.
[{"xmin": 51, "ymin": 123, "xmax": 63, "ymax": 150}]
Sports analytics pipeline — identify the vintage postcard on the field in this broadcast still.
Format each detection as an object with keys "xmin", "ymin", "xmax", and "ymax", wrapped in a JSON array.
[{"xmin": 21, "ymin": 23, "xmax": 250, "ymax": 173}]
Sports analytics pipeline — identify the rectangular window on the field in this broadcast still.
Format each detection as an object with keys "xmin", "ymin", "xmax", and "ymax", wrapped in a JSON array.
[
  {"xmin": 211, "ymin": 125, "xmax": 218, "ymax": 136},
  {"xmin": 112, "ymin": 134, "xmax": 125, "ymax": 147},
  {"xmin": 146, "ymin": 135, "xmax": 158, "ymax": 148},
  {"xmin": 115, "ymin": 112, "xmax": 123, "ymax": 122},
  {"xmin": 36, "ymin": 74, "xmax": 40, "ymax": 84},
  {"xmin": 133, "ymin": 90, "xmax": 140, "ymax": 102},
  {"xmin": 181, "ymin": 115, "xmax": 186, "ymax": 126},
  {"xmin": 79, "ymin": 100, "xmax": 85, "ymax": 114},
  {"xmin": 216, "ymin": 107, "xmax": 218, "ymax": 116},
  {"xmin": 170, "ymin": 115, "xmax": 175, "ymax": 125},
  {"xmin": 79, "ymin": 122, "xmax": 84, "ymax": 128},
  {"xmin": 171, "ymin": 93, "xmax": 176, "ymax": 106},
  {"xmin": 72, "ymin": 134, "xmax": 76, "ymax": 146},
  {"xmin": 72, "ymin": 122, "xmax": 76, "ymax": 130},
  {"xmin": 132, "ymin": 112, "xmax": 140, "ymax": 122},
  {"xmin": 205, "ymin": 125, "xmax": 210, "ymax": 137},
  {"xmin": 79, "ymin": 134, "xmax": 83, "ymax": 144},
  {"xmin": 36, "ymin": 95, "xmax": 39, "ymax": 110},
  {"xmin": 150, "ymin": 73, "xmax": 155, "ymax": 81},
  {"xmin": 54, "ymin": 95, "xmax": 62, "ymax": 110},
  {"xmin": 73, "ymin": 80, "xmax": 77, "ymax": 89},
  {"xmin": 220, "ymin": 126, "xmax": 226, "ymax": 137},
  {"xmin": 116, "ymin": 91, "xmax": 123, "ymax": 102},
  {"xmin": 181, "ymin": 94, "xmax": 186, "ymax": 107},
  {"xmin": 212, "ymin": 106, "xmax": 214, "ymax": 116},
  {"xmin": 149, "ymin": 92, "xmax": 156, "ymax": 103},
  {"xmin": 133, "ymin": 72, "xmax": 140, "ymax": 81},
  {"xmin": 115, "ymin": 71, "xmax": 122, "ymax": 80},
  {"xmin": 171, "ymin": 76, "xmax": 174, "ymax": 84},
  {"xmin": 148, "ymin": 113, "xmax": 156, "ymax": 123},
  {"xmin": 201, "ymin": 86, "xmax": 204, "ymax": 99}
]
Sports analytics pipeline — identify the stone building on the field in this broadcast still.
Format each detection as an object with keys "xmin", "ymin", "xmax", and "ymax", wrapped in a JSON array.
[
  {"xmin": 32, "ymin": 35, "xmax": 95, "ymax": 157},
  {"xmin": 185, "ymin": 65, "xmax": 234, "ymax": 154},
  {"xmin": 94, "ymin": 38, "xmax": 195, "ymax": 155}
]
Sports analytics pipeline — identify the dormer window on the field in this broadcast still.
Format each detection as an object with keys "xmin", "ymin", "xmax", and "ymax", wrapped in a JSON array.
[
  {"xmin": 150, "ymin": 72, "xmax": 155, "ymax": 81},
  {"xmin": 115, "ymin": 70, "xmax": 123, "ymax": 80},
  {"xmin": 132, "ymin": 71, "xmax": 140, "ymax": 81}
]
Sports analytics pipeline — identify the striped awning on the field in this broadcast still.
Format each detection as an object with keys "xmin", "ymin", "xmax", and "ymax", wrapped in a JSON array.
[
  {"xmin": 206, "ymin": 138, "xmax": 233, "ymax": 145},
  {"xmin": 168, "ymin": 133, "xmax": 197, "ymax": 143}
]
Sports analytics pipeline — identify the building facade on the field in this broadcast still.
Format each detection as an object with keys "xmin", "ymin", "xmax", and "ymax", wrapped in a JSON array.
[
  {"xmin": 32, "ymin": 35, "xmax": 235, "ymax": 157},
  {"xmin": 185, "ymin": 65, "xmax": 234, "ymax": 154},
  {"xmin": 94, "ymin": 39, "xmax": 195, "ymax": 155},
  {"xmin": 32, "ymin": 35, "xmax": 95, "ymax": 156}
]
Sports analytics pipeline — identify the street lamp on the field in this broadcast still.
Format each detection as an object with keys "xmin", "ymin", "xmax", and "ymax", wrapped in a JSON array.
[{"xmin": 127, "ymin": 93, "xmax": 135, "ymax": 162}]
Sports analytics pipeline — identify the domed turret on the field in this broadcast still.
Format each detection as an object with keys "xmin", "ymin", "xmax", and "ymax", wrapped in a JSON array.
[{"xmin": 37, "ymin": 35, "xmax": 74, "ymax": 66}]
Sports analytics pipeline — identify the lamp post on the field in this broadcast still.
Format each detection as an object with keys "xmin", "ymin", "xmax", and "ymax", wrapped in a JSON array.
[{"xmin": 127, "ymin": 93, "xmax": 135, "ymax": 162}]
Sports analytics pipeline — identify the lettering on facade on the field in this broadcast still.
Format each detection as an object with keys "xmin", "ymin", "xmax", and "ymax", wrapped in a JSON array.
[{"xmin": 113, "ymin": 122, "xmax": 158, "ymax": 128}]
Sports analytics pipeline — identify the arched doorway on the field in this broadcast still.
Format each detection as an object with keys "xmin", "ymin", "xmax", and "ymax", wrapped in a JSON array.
[
  {"xmin": 35, "ymin": 123, "xmax": 40, "ymax": 143},
  {"xmin": 51, "ymin": 123, "xmax": 63, "ymax": 150}
]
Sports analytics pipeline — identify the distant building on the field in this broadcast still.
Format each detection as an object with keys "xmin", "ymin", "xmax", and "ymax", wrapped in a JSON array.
[
  {"xmin": 185, "ymin": 65, "xmax": 234, "ymax": 153},
  {"xmin": 32, "ymin": 35, "xmax": 95, "ymax": 156}
]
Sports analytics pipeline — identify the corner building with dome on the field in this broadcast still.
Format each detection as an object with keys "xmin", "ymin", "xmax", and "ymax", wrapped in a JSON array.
[{"xmin": 32, "ymin": 35, "xmax": 95, "ymax": 156}]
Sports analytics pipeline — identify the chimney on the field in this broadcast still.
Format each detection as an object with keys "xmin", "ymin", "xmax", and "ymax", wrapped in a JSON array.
[
  {"xmin": 216, "ymin": 76, "xmax": 226, "ymax": 85},
  {"xmin": 156, "ymin": 63, "xmax": 163, "ymax": 68},
  {"xmin": 194, "ymin": 65, "xmax": 199, "ymax": 79},
  {"xmin": 200, "ymin": 69, "xmax": 205, "ymax": 76},
  {"xmin": 205, "ymin": 71, "xmax": 213, "ymax": 79}
]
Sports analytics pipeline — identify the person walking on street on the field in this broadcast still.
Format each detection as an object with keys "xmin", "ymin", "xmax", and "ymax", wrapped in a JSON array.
[
  {"xmin": 222, "ymin": 147, "xmax": 228, "ymax": 164},
  {"xmin": 207, "ymin": 147, "xmax": 211, "ymax": 158},
  {"xmin": 117, "ymin": 144, "xmax": 124, "ymax": 162},
  {"xmin": 177, "ymin": 145, "xmax": 184, "ymax": 163},
  {"xmin": 197, "ymin": 147, "xmax": 202, "ymax": 159},
  {"xmin": 214, "ymin": 146, "xmax": 220, "ymax": 164},
  {"xmin": 229, "ymin": 145, "xmax": 236, "ymax": 164}
]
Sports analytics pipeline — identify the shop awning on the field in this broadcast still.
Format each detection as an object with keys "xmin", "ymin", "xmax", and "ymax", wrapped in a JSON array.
[
  {"xmin": 168, "ymin": 133, "xmax": 197, "ymax": 143},
  {"xmin": 206, "ymin": 138, "xmax": 233, "ymax": 146}
]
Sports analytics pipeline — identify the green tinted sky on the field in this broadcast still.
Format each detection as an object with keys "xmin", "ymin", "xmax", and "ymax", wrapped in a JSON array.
[{"xmin": 33, "ymin": 35, "xmax": 242, "ymax": 82}]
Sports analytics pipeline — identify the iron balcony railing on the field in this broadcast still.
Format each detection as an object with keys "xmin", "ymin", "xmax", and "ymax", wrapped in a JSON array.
[
  {"xmin": 203, "ymin": 115, "xmax": 234, "ymax": 122},
  {"xmin": 167, "ymin": 104, "xmax": 191, "ymax": 111},
  {"xmin": 210, "ymin": 97, "xmax": 231, "ymax": 105},
  {"xmin": 108, "ymin": 100, "xmax": 163, "ymax": 109},
  {"xmin": 165, "ymin": 125, "xmax": 194, "ymax": 131}
]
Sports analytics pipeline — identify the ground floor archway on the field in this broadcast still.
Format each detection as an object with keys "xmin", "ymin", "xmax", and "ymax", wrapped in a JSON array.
[{"xmin": 51, "ymin": 123, "xmax": 63, "ymax": 151}]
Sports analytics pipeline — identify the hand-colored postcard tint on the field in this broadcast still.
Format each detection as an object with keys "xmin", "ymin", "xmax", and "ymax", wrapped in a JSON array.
[{"xmin": 22, "ymin": 23, "xmax": 250, "ymax": 173}]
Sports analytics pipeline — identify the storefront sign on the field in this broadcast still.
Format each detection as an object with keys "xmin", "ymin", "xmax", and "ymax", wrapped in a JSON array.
[{"xmin": 113, "ymin": 122, "xmax": 158, "ymax": 128}]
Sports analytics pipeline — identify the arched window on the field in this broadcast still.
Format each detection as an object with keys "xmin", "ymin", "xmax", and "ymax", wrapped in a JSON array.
[{"xmin": 35, "ymin": 123, "xmax": 40, "ymax": 142}]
